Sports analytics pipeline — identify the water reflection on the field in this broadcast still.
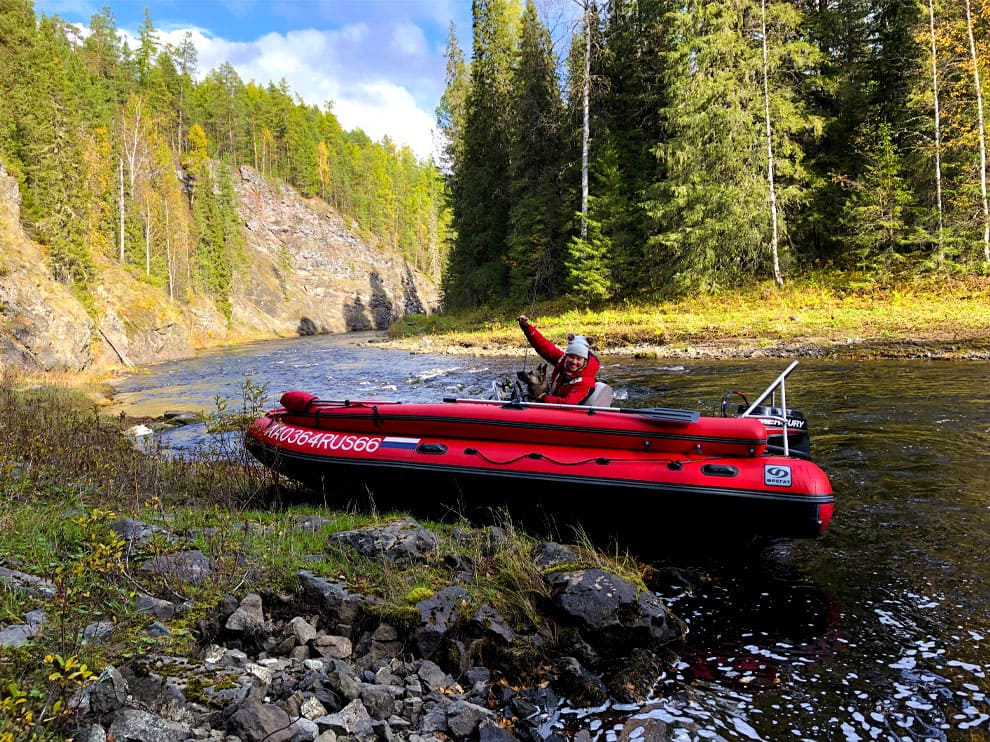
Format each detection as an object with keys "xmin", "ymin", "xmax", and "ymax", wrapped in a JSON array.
[{"xmin": 110, "ymin": 336, "xmax": 990, "ymax": 741}]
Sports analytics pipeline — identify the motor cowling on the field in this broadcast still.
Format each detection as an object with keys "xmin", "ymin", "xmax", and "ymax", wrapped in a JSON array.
[{"xmin": 745, "ymin": 405, "xmax": 810, "ymax": 457}]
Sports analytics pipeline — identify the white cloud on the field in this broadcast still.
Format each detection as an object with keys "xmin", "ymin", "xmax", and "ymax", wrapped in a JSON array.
[
  {"xmin": 334, "ymin": 82, "xmax": 438, "ymax": 157},
  {"xmin": 391, "ymin": 21, "xmax": 429, "ymax": 57},
  {"xmin": 157, "ymin": 23, "xmax": 440, "ymax": 162},
  {"xmin": 42, "ymin": 0, "xmax": 468, "ymax": 162}
]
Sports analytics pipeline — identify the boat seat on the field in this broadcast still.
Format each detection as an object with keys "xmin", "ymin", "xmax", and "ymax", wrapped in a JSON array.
[{"xmin": 583, "ymin": 382, "xmax": 614, "ymax": 407}]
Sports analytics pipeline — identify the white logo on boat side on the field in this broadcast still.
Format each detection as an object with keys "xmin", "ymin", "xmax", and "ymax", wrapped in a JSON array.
[
  {"xmin": 760, "ymin": 418, "xmax": 806, "ymax": 429},
  {"xmin": 267, "ymin": 423, "xmax": 382, "ymax": 453},
  {"xmin": 764, "ymin": 464, "xmax": 793, "ymax": 487}
]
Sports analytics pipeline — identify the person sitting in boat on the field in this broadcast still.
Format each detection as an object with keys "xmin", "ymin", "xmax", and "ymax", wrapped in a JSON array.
[{"xmin": 517, "ymin": 315, "xmax": 600, "ymax": 404}]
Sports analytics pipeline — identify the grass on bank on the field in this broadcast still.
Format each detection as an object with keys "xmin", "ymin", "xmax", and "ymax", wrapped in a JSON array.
[
  {"xmin": 389, "ymin": 273, "xmax": 990, "ymax": 355},
  {"xmin": 0, "ymin": 377, "xmax": 642, "ymax": 740}
]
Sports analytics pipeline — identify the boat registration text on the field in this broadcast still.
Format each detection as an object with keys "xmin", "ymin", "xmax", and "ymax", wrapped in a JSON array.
[{"xmin": 267, "ymin": 423, "xmax": 422, "ymax": 454}]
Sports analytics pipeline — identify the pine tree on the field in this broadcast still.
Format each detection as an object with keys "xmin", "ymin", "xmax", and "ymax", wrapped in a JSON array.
[
  {"xmin": 173, "ymin": 32, "xmax": 198, "ymax": 153},
  {"xmin": 194, "ymin": 62, "xmax": 247, "ymax": 163},
  {"xmin": 286, "ymin": 101, "xmax": 321, "ymax": 195}
]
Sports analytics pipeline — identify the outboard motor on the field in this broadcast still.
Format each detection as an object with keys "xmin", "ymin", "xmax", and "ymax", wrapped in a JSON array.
[
  {"xmin": 719, "ymin": 391, "xmax": 811, "ymax": 457},
  {"xmin": 748, "ymin": 405, "xmax": 810, "ymax": 457}
]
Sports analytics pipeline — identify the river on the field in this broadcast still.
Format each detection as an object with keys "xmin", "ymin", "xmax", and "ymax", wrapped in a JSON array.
[{"xmin": 109, "ymin": 332, "xmax": 990, "ymax": 741}]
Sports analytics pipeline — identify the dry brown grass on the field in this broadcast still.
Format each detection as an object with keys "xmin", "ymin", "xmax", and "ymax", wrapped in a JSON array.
[{"xmin": 389, "ymin": 274, "xmax": 990, "ymax": 360}]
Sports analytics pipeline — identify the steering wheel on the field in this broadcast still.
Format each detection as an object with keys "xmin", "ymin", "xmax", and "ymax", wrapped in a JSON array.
[{"xmin": 718, "ymin": 391, "xmax": 749, "ymax": 417}]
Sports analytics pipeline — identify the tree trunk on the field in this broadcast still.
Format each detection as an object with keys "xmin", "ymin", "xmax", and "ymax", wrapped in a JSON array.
[
  {"xmin": 761, "ymin": 0, "xmax": 783, "ymax": 287},
  {"xmin": 927, "ymin": 0, "xmax": 944, "ymax": 264},
  {"xmin": 143, "ymin": 200, "xmax": 151, "ymax": 275},
  {"xmin": 118, "ymin": 156, "xmax": 125, "ymax": 264},
  {"xmin": 123, "ymin": 96, "xmax": 142, "ymax": 190},
  {"xmin": 581, "ymin": 0, "xmax": 590, "ymax": 241},
  {"xmin": 965, "ymin": 0, "xmax": 989, "ymax": 262},
  {"xmin": 165, "ymin": 199, "xmax": 174, "ymax": 301}
]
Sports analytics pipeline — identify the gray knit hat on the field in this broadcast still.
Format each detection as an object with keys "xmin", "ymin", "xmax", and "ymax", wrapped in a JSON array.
[{"xmin": 565, "ymin": 335, "xmax": 590, "ymax": 359}]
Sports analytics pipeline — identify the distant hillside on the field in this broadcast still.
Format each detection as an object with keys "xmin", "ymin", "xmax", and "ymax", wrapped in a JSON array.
[{"xmin": 0, "ymin": 163, "xmax": 440, "ymax": 373}]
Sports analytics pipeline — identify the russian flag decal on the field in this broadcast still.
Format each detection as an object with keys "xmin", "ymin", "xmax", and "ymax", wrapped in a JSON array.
[{"xmin": 381, "ymin": 437, "xmax": 420, "ymax": 450}]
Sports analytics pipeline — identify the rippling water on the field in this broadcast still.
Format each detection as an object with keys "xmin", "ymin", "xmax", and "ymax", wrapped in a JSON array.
[{"xmin": 110, "ymin": 333, "xmax": 990, "ymax": 741}]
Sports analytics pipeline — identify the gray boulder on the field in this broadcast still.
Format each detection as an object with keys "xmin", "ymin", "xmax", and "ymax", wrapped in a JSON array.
[
  {"xmin": 227, "ymin": 699, "xmax": 296, "ymax": 742},
  {"xmin": 226, "ymin": 592, "xmax": 266, "ymax": 633},
  {"xmin": 141, "ymin": 549, "xmax": 213, "ymax": 585},
  {"xmin": 414, "ymin": 586, "xmax": 469, "ymax": 659},
  {"xmin": 314, "ymin": 698, "xmax": 376, "ymax": 739},
  {"xmin": 87, "ymin": 666, "xmax": 129, "ymax": 715},
  {"xmin": 0, "ymin": 566, "xmax": 56, "ymax": 598},
  {"xmin": 297, "ymin": 570, "xmax": 379, "ymax": 628},
  {"xmin": 546, "ymin": 568, "xmax": 683, "ymax": 652},
  {"xmin": 326, "ymin": 518, "xmax": 438, "ymax": 565},
  {"xmin": 106, "ymin": 708, "xmax": 189, "ymax": 742}
]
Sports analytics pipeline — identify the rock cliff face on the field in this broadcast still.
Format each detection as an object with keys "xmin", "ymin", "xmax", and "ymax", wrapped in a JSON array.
[
  {"xmin": 0, "ymin": 166, "xmax": 95, "ymax": 372},
  {"xmin": 231, "ymin": 166, "xmax": 440, "ymax": 338},
  {"xmin": 0, "ymin": 164, "xmax": 441, "ymax": 373}
]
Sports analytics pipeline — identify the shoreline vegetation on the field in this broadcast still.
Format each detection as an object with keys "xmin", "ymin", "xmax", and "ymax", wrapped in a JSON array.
[
  {"xmin": 382, "ymin": 276, "xmax": 990, "ymax": 362},
  {"xmin": 0, "ymin": 376, "xmax": 677, "ymax": 741},
  {"xmin": 11, "ymin": 275, "xmax": 989, "ymax": 412},
  {"xmin": 1, "ymin": 275, "xmax": 985, "ymax": 739}
]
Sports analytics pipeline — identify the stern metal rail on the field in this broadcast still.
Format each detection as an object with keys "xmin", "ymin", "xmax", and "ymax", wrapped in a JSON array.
[{"xmin": 739, "ymin": 359, "xmax": 799, "ymax": 456}]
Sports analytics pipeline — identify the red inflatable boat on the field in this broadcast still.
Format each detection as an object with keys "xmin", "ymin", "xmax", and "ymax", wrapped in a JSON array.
[{"xmin": 245, "ymin": 361, "xmax": 834, "ymax": 542}]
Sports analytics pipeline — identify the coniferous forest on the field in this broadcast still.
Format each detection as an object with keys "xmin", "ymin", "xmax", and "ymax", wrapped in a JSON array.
[
  {"xmin": 0, "ymin": 0, "xmax": 988, "ymax": 319},
  {"xmin": 0, "ymin": 0, "xmax": 448, "ymax": 321},
  {"xmin": 440, "ymin": 0, "xmax": 990, "ymax": 309}
]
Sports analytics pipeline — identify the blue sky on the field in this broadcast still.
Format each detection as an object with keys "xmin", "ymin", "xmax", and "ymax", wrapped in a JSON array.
[{"xmin": 34, "ymin": 0, "xmax": 477, "ymax": 162}]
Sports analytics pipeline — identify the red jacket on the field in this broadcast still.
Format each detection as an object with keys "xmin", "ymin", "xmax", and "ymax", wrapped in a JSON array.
[{"xmin": 521, "ymin": 324, "xmax": 600, "ymax": 405}]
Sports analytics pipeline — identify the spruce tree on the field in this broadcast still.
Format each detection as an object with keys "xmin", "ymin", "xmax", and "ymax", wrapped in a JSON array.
[
  {"xmin": 560, "ymin": 5, "xmax": 613, "ymax": 302},
  {"xmin": 592, "ymin": 0, "xmax": 671, "ymax": 295},
  {"xmin": 841, "ymin": 121, "xmax": 912, "ymax": 262},
  {"xmin": 18, "ymin": 14, "xmax": 95, "ymax": 286},
  {"xmin": 188, "ymin": 124, "xmax": 239, "ymax": 321},
  {"xmin": 795, "ymin": 0, "xmax": 872, "ymax": 260},
  {"xmin": 443, "ymin": 0, "xmax": 517, "ymax": 308},
  {"xmin": 648, "ymin": 0, "xmax": 819, "ymax": 294},
  {"xmin": 507, "ymin": 0, "xmax": 566, "ymax": 303},
  {"xmin": 436, "ymin": 22, "xmax": 470, "ymax": 177},
  {"xmin": 0, "ymin": 0, "xmax": 37, "ymax": 169}
]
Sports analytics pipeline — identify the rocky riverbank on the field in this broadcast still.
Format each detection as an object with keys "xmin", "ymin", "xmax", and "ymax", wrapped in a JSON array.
[
  {"xmin": 376, "ymin": 331, "xmax": 990, "ymax": 362},
  {"xmin": 1, "ymin": 514, "xmax": 688, "ymax": 742}
]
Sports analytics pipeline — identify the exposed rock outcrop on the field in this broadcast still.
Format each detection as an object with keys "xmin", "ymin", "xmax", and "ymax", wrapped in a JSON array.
[
  {"xmin": 232, "ymin": 166, "xmax": 440, "ymax": 338},
  {"xmin": 0, "ymin": 162, "xmax": 440, "ymax": 373},
  {"xmin": 0, "ymin": 518, "xmax": 687, "ymax": 741},
  {"xmin": 0, "ymin": 165, "xmax": 95, "ymax": 372}
]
